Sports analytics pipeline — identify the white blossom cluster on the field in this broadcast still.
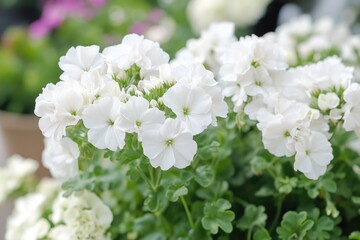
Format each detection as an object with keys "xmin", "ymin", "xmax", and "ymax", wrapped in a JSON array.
[
  {"xmin": 179, "ymin": 22, "xmax": 360, "ymax": 179},
  {"xmin": 6, "ymin": 179, "xmax": 113, "ymax": 240},
  {"xmin": 35, "ymin": 33, "xmax": 228, "ymax": 174},
  {"xmin": 219, "ymin": 30, "xmax": 359, "ymax": 179},
  {"xmin": 270, "ymin": 15, "xmax": 360, "ymax": 80},
  {"xmin": 173, "ymin": 22, "xmax": 236, "ymax": 75},
  {"xmin": 6, "ymin": 179, "xmax": 60, "ymax": 240},
  {"xmin": 49, "ymin": 190, "xmax": 113, "ymax": 240},
  {"xmin": 187, "ymin": 0, "xmax": 271, "ymax": 33},
  {"xmin": 42, "ymin": 137, "xmax": 80, "ymax": 181},
  {"xmin": 0, "ymin": 155, "xmax": 38, "ymax": 204}
]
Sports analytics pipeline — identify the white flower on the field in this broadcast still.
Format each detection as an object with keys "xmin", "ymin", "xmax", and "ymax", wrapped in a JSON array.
[
  {"xmin": 298, "ymin": 35, "xmax": 331, "ymax": 60},
  {"xmin": 23, "ymin": 219, "xmax": 50, "ymax": 240},
  {"xmin": 294, "ymin": 132, "xmax": 333, "ymax": 180},
  {"xmin": 139, "ymin": 64, "xmax": 175, "ymax": 93},
  {"xmin": 187, "ymin": 0, "xmax": 271, "ymax": 33},
  {"xmin": 51, "ymin": 190, "xmax": 113, "ymax": 240},
  {"xmin": 35, "ymin": 81, "xmax": 84, "ymax": 140},
  {"xmin": 222, "ymin": 78, "xmax": 248, "ymax": 112},
  {"xmin": 317, "ymin": 92, "xmax": 340, "ymax": 111},
  {"xmin": 163, "ymin": 84, "xmax": 212, "ymax": 135},
  {"xmin": 343, "ymin": 83, "xmax": 360, "ymax": 132},
  {"xmin": 80, "ymin": 69, "xmax": 121, "ymax": 104},
  {"xmin": 220, "ymin": 35, "xmax": 287, "ymax": 80},
  {"xmin": 59, "ymin": 45, "xmax": 105, "ymax": 82},
  {"xmin": 42, "ymin": 137, "xmax": 80, "ymax": 181},
  {"xmin": 103, "ymin": 34, "xmax": 169, "ymax": 79},
  {"xmin": 0, "ymin": 155, "xmax": 38, "ymax": 204},
  {"xmin": 82, "ymin": 97, "xmax": 126, "ymax": 151},
  {"xmin": 118, "ymin": 96, "xmax": 165, "ymax": 138},
  {"xmin": 259, "ymin": 98, "xmax": 313, "ymax": 157},
  {"xmin": 220, "ymin": 35, "xmax": 287, "ymax": 111},
  {"xmin": 261, "ymin": 115, "xmax": 297, "ymax": 157},
  {"xmin": 48, "ymin": 225, "xmax": 77, "ymax": 240},
  {"xmin": 174, "ymin": 22, "xmax": 236, "ymax": 74},
  {"xmin": 141, "ymin": 119, "xmax": 197, "ymax": 170},
  {"xmin": 306, "ymin": 57, "xmax": 353, "ymax": 91},
  {"xmin": 172, "ymin": 63, "xmax": 228, "ymax": 126},
  {"xmin": 5, "ymin": 179, "xmax": 59, "ymax": 240}
]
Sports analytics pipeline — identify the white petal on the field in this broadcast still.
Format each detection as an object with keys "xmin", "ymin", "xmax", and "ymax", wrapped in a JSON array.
[
  {"xmin": 294, "ymin": 152, "xmax": 312, "ymax": 173},
  {"xmin": 141, "ymin": 130, "xmax": 166, "ymax": 159},
  {"xmin": 151, "ymin": 147, "xmax": 176, "ymax": 171},
  {"xmin": 87, "ymin": 128, "xmax": 108, "ymax": 149}
]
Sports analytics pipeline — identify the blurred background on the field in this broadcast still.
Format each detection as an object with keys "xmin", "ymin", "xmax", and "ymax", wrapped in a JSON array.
[{"xmin": 0, "ymin": 0, "xmax": 360, "ymax": 238}]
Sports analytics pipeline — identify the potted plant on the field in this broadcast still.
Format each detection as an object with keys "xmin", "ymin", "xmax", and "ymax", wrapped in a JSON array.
[{"xmin": 3, "ymin": 20, "xmax": 360, "ymax": 237}]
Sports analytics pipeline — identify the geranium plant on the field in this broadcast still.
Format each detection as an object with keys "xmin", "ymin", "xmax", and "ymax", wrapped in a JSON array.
[{"xmin": 4, "ymin": 19, "xmax": 360, "ymax": 239}]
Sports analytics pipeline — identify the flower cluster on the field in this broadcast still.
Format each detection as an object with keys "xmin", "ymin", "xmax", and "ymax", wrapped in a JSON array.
[
  {"xmin": 218, "ymin": 30, "xmax": 358, "ymax": 179},
  {"xmin": 5, "ymin": 179, "xmax": 60, "ymax": 240},
  {"xmin": 35, "ymin": 33, "xmax": 228, "ymax": 176},
  {"xmin": 171, "ymin": 21, "xmax": 360, "ymax": 180},
  {"xmin": 0, "ymin": 155, "xmax": 38, "ymax": 204},
  {"xmin": 13, "ymin": 20, "xmax": 360, "ymax": 240},
  {"xmin": 270, "ymin": 15, "xmax": 360, "ymax": 79},
  {"xmin": 49, "ymin": 190, "xmax": 113, "ymax": 240},
  {"xmin": 42, "ymin": 137, "xmax": 80, "ymax": 181},
  {"xmin": 173, "ymin": 22, "xmax": 236, "ymax": 75},
  {"xmin": 5, "ymin": 179, "xmax": 113, "ymax": 240}
]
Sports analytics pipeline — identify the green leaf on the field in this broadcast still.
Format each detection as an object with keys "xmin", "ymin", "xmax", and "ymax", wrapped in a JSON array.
[
  {"xmin": 307, "ymin": 208, "xmax": 335, "ymax": 240},
  {"xmin": 196, "ymin": 181, "xmax": 229, "ymax": 201},
  {"xmin": 251, "ymin": 156, "xmax": 270, "ymax": 175},
  {"xmin": 318, "ymin": 176, "xmax": 337, "ymax": 193},
  {"xmin": 349, "ymin": 231, "xmax": 360, "ymax": 240},
  {"xmin": 165, "ymin": 184, "xmax": 188, "ymax": 202},
  {"xmin": 141, "ymin": 232, "xmax": 166, "ymax": 240},
  {"xmin": 194, "ymin": 165, "xmax": 215, "ymax": 187},
  {"xmin": 189, "ymin": 222, "xmax": 212, "ymax": 240},
  {"xmin": 133, "ymin": 214, "xmax": 157, "ymax": 235},
  {"xmin": 201, "ymin": 199, "xmax": 235, "ymax": 234},
  {"xmin": 144, "ymin": 186, "xmax": 168, "ymax": 213},
  {"xmin": 352, "ymin": 196, "xmax": 360, "ymax": 205},
  {"xmin": 253, "ymin": 227, "xmax": 272, "ymax": 240},
  {"xmin": 276, "ymin": 211, "xmax": 314, "ymax": 240},
  {"xmin": 275, "ymin": 177, "xmax": 298, "ymax": 194},
  {"xmin": 62, "ymin": 174, "xmax": 94, "ymax": 197},
  {"xmin": 237, "ymin": 205, "xmax": 267, "ymax": 230},
  {"xmin": 255, "ymin": 185, "xmax": 277, "ymax": 197}
]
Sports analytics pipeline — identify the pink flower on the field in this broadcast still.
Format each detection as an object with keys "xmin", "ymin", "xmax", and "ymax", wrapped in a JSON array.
[{"xmin": 29, "ymin": 0, "xmax": 107, "ymax": 39}]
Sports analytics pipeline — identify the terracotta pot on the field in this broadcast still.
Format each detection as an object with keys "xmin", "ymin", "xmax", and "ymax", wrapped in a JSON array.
[{"xmin": 0, "ymin": 110, "xmax": 49, "ymax": 177}]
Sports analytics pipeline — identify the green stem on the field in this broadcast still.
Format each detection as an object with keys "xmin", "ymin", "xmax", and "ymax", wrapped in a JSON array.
[
  {"xmin": 235, "ymin": 197, "xmax": 249, "ymax": 207},
  {"xmin": 136, "ymin": 166, "xmax": 154, "ymax": 190},
  {"xmin": 267, "ymin": 167, "xmax": 277, "ymax": 179},
  {"xmin": 180, "ymin": 195, "xmax": 195, "ymax": 229},
  {"xmin": 156, "ymin": 211, "xmax": 172, "ymax": 237},
  {"xmin": 247, "ymin": 227, "xmax": 253, "ymax": 240},
  {"xmin": 148, "ymin": 165, "xmax": 155, "ymax": 186},
  {"xmin": 154, "ymin": 168, "xmax": 162, "ymax": 189},
  {"xmin": 269, "ymin": 196, "xmax": 284, "ymax": 233}
]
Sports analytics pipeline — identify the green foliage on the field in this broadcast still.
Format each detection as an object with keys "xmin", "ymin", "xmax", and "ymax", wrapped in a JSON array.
[
  {"xmin": 350, "ymin": 231, "xmax": 360, "ymax": 240},
  {"xmin": 0, "ymin": 28, "xmax": 60, "ymax": 113},
  {"xmin": 253, "ymin": 228, "xmax": 272, "ymax": 240},
  {"xmin": 276, "ymin": 211, "xmax": 314, "ymax": 240},
  {"xmin": 166, "ymin": 184, "xmax": 188, "ymax": 202},
  {"xmin": 201, "ymin": 199, "xmax": 235, "ymax": 234},
  {"xmin": 194, "ymin": 165, "xmax": 215, "ymax": 187},
  {"xmin": 306, "ymin": 209, "xmax": 336, "ymax": 240},
  {"xmin": 237, "ymin": 204, "xmax": 267, "ymax": 230}
]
